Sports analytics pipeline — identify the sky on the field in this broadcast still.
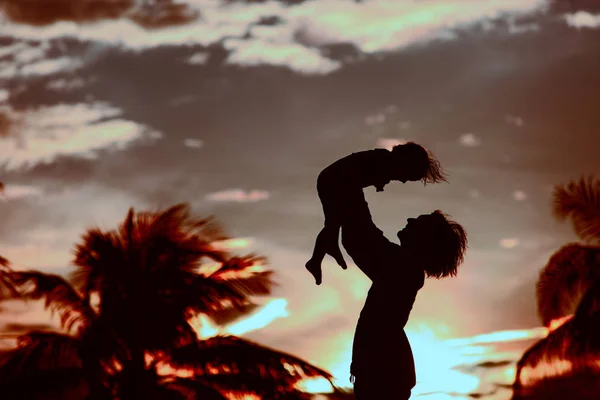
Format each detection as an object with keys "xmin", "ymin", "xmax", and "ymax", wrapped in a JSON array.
[{"xmin": 1, "ymin": 0, "xmax": 600, "ymax": 397}]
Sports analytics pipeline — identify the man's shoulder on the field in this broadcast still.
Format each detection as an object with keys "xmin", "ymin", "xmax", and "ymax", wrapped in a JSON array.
[{"xmin": 346, "ymin": 148, "xmax": 390, "ymax": 160}]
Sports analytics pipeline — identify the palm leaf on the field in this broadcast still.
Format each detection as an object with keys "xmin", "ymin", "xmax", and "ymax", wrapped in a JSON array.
[
  {"xmin": 7, "ymin": 270, "xmax": 95, "ymax": 332},
  {"xmin": 209, "ymin": 255, "xmax": 273, "ymax": 297},
  {"xmin": 167, "ymin": 335, "xmax": 334, "ymax": 393},
  {"xmin": 0, "ymin": 263, "xmax": 21, "ymax": 299},
  {"xmin": 0, "ymin": 367, "xmax": 88, "ymax": 400},
  {"xmin": 0, "ymin": 331, "xmax": 83, "ymax": 374},
  {"xmin": 536, "ymin": 243, "xmax": 600, "ymax": 326},
  {"xmin": 515, "ymin": 282, "xmax": 600, "ymax": 395},
  {"xmin": 553, "ymin": 175, "xmax": 600, "ymax": 243},
  {"xmin": 71, "ymin": 204, "xmax": 230, "ymax": 308},
  {"xmin": 161, "ymin": 377, "xmax": 228, "ymax": 400},
  {"xmin": 182, "ymin": 254, "xmax": 273, "ymax": 324},
  {"xmin": 195, "ymin": 374, "xmax": 313, "ymax": 399}
]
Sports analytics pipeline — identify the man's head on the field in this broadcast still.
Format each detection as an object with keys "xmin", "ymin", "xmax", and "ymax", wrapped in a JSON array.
[
  {"xmin": 397, "ymin": 210, "xmax": 467, "ymax": 278},
  {"xmin": 389, "ymin": 142, "xmax": 447, "ymax": 184}
]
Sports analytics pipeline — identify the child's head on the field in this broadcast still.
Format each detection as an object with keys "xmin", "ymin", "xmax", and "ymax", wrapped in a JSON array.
[
  {"xmin": 397, "ymin": 210, "xmax": 467, "ymax": 278},
  {"xmin": 390, "ymin": 142, "xmax": 447, "ymax": 184}
]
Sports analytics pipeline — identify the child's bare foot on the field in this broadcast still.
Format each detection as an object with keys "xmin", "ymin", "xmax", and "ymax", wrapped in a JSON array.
[
  {"xmin": 305, "ymin": 259, "xmax": 323, "ymax": 285},
  {"xmin": 327, "ymin": 245, "xmax": 347, "ymax": 270}
]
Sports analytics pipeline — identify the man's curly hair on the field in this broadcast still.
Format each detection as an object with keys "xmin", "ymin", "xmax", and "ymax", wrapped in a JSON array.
[{"xmin": 422, "ymin": 210, "xmax": 467, "ymax": 278}]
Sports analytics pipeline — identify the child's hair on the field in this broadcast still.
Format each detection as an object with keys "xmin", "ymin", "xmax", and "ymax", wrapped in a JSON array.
[
  {"xmin": 391, "ymin": 142, "xmax": 447, "ymax": 184},
  {"xmin": 421, "ymin": 210, "xmax": 467, "ymax": 278}
]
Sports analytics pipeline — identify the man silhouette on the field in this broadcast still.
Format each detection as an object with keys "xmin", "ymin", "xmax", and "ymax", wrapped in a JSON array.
[{"xmin": 340, "ymin": 196, "xmax": 467, "ymax": 399}]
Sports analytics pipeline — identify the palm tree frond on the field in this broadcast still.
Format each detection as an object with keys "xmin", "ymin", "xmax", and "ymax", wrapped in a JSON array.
[
  {"xmin": 0, "ymin": 264, "xmax": 21, "ymax": 299},
  {"xmin": 196, "ymin": 374, "xmax": 314, "ymax": 399},
  {"xmin": 168, "ymin": 335, "xmax": 333, "ymax": 388},
  {"xmin": 515, "ymin": 281, "xmax": 600, "ymax": 393},
  {"xmin": 7, "ymin": 270, "xmax": 95, "ymax": 332},
  {"xmin": 536, "ymin": 244, "xmax": 600, "ymax": 326},
  {"xmin": 0, "ymin": 331, "xmax": 83, "ymax": 375},
  {"xmin": 0, "ymin": 367, "xmax": 88, "ymax": 400},
  {"xmin": 162, "ymin": 377, "xmax": 228, "ymax": 400},
  {"xmin": 552, "ymin": 175, "xmax": 600, "ymax": 243},
  {"xmin": 208, "ymin": 255, "xmax": 273, "ymax": 298}
]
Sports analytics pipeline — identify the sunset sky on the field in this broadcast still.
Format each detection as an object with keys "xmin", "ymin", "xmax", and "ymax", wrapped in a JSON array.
[{"xmin": 1, "ymin": 0, "xmax": 600, "ymax": 397}]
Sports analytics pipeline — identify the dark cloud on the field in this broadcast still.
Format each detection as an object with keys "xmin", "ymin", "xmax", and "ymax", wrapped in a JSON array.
[
  {"xmin": 0, "ymin": 112, "xmax": 10, "ymax": 137},
  {"xmin": 129, "ymin": 0, "xmax": 199, "ymax": 29},
  {"xmin": 0, "ymin": 0, "xmax": 134, "ymax": 26},
  {"xmin": 0, "ymin": 0, "xmax": 199, "ymax": 28},
  {"xmin": 551, "ymin": 0, "xmax": 600, "ymax": 13}
]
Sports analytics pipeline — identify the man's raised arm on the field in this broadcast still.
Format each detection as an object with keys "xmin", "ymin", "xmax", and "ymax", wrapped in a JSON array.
[{"xmin": 341, "ymin": 204, "xmax": 397, "ymax": 282}]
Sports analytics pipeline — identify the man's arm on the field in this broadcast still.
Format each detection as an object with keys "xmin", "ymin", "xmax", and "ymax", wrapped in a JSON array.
[{"xmin": 340, "ymin": 205, "xmax": 398, "ymax": 282}]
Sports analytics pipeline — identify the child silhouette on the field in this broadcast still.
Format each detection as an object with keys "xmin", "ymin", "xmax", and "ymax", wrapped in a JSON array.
[{"xmin": 305, "ymin": 142, "xmax": 447, "ymax": 285}]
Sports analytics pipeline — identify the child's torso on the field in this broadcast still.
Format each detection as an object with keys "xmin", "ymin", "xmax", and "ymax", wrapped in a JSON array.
[{"xmin": 320, "ymin": 149, "xmax": 391, "ymax": 189}]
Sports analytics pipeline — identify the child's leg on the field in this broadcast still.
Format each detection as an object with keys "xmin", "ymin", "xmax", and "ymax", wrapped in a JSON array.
[
  {"xmin": 306, "ymin": 225, "xmax": 347, "ymax": 285},
  {"xmin": 305, "ymin": 227, "xmax": 327, "ymax": 285},
  {"xmin": 321, "ymin": 223, "xmax": 347, "ymax": 270}
]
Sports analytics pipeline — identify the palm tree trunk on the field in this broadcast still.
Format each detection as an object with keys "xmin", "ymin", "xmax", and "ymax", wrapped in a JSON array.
[{"xmin": 120, "ymin": 346, "xmax": 147, "ymax": 400}]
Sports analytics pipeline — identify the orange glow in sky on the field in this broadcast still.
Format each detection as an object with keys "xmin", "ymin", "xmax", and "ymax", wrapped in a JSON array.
[{"xmin": 191, "ymin": 298, "xmax": 552, "ymax": 396}]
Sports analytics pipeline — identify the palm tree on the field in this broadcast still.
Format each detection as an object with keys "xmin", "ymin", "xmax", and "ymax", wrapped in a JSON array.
[
  {"xmin": 513, "ymin": 175, "xmax": 600, "ymax": 398},
  {"xmin": 513, "ymin": 281, "xmax": 600, "ymax": 400},
  {"xmin": 0, "ymin": 203, "xmax": 334, "ymax": 399},
  {"xmin": 536, "ymin": 176, "xmax": 600, "ymax": 326},
  {"xmin": 552, "ymin": 175, "xmax": 600, "ymax": 244},
  {"xmin": 536, "ymin": 243, "xmax": 600, "ymax": 326}
]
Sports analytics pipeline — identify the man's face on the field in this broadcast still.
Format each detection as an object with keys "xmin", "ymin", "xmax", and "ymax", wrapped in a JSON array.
[{"xmin": 397, "ymin": 214, "xmax": 437, "ymax": 244}]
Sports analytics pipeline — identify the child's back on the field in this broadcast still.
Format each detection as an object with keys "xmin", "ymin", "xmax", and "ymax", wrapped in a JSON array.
[{"xmin": 318, "ymin": 148, "xmax": 394, "ymax": 192}]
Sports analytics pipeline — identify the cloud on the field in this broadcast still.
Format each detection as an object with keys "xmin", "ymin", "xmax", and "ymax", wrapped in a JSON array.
[
  {"xmin": 187, "ymin": 51, "xmax": 209, "ymax": 65},
  {"xmin": 183, "ymin": 138, "xmax": 203, "ymax": 148},
  {"xmin": 168, "ymin": 95, "xmax": 197, "ymax": 107},
  {"xmin": 0, "ymin": 0, "xmax": 198, "ymax": 28},
  {"xmin": 0, "ymin": 102, "xmax": 162, "ymax": 171},
  {"xmin": 0, "ymin": 242, "xmax": 72, "ymax": 269},
  {"xmin": 0, "ymin": 184, "xmax": 43, "ymax": 201},
  {"xmin": 0, "ymin": 0, "xmax": 133, "ymax": 25},
  {"xmin": 398, "ymin": 121, "xmax": 412, "ymax": 130},
  {"xmin": 565, "ymin": 11, "xmax": 600, "ymax": 29},
  {"xmin": 469, "ymin": 189, "xmax": 481, "ymax": 199},
  {"xmin": 0, "ymin": 0, "xmax": 548, "ymax": 75},
  {"xmin": 19, "ymin": 56, "xmax": 82, "ymax": 76},
  {"xmin": 0, "ymin": 41, "xmax": 82, "ymax": 79},
  {"xmin": 46, "ymin": 77, "xmax": 89, "ymax": 91},
  {"xmin": 224, "ymin": 37, "xmax": 340, "ymax": 74},
  {"xmin": 512, "ymin": 190, "xmax": 528, "ymax": 201},
  {"xmin": 128, "ymin": 1, "xmax": 199, "ymax": 29},
  {"xmin": 459, "ymin": 133, "xmax": 482, "ymax": 147},
  {"xmin": 206, "ymin": 189, "xmax": 271, "ymax": 203},
  {"xmin": 500, "ymin": 238, "xmax": 520, "ymax": 249},
  {"xmin": 365, "ymin": 113, "xmax": 386, "ymax": 125},
  {"xmin": 505, "ymin": 114, "xmax": 524, "ymax": 126}
]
